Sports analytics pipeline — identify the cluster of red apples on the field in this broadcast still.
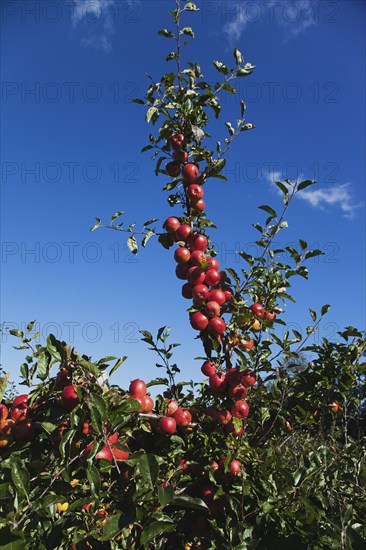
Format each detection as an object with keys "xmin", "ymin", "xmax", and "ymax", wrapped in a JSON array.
[{"xmin": 0, "ymin": 395, "xmax": 37, "ymax": 446}]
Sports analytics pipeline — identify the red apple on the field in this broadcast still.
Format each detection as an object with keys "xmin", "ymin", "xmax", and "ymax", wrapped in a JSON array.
[
  {"xmin": 207, "ymin": 289, "xmax": 226, "ymax": 306},
  {"xmin": 182, "ymin": 283, "xmax": 193, "ymax": 299},
  {"xmin": 211, "ymin": 460, "xmax": 219, "ymax": 471},
  {"xmin": 229, "ymin": 459, "xmax": 242, "ymax": 475},
  {"xmin": 205, "ymin": 269, "xmax": 221, "ymax": 287},
  {"xmin": 186, "ymin": 184, "xmax": 204, "ymax": 201},
  {"xmin": 217, "ymin": 409, "xmax": 232, "ymax": 426},
  {"xmin": 205, "ymin": 257, "xmax": 220, "ymax": 271},
  {"xmin": 61, "ymin": 385, "xmax": 79, "ymax": 412},
  {"xmin": 175, "ymin": 224, "xmax": 193, "ymax": 242},
  {"xmin": 190, "ymin": 250, "xmax": 206, "ymax": 266},
  {"xmin": 173, "ymin": 408, "xmax": 192, "ymax": 427},
  {"xmin": 250, "ymin": 303, "xmax": 265, "ymax": 317},
  {"xmin": 241, "ymin": 370, "xmax": 256, "ymax": 387},
  {"xmin": 0, "ymin": 404, "xmax": 9, "ymax": 422},
  {"xmin": 192, "ymin": 283, "xmax": 209, "ymax": 301},
  {"xmin": 165, "ymin": 399, "xmax": 179, "ymax": 416},
  {"xmin": 191, "ymin": 199, "xmax": 205, "ymax": 212},
  {"xmin": 222, "ymin": 286, "xmax": 234, "ymax": 301},
  {"xmin": 265, "ymin": 310, "xmax": 276, "ymax": 321},
  {"xmin": 205, "ymin": 301, "xmax": 221, "ymax": 318},
  {"xmin": 209, "ymin": 373, "xmax": 227, "ymax": 392},
  {"xmin": 231, "ymin": 400, "xmax": 250, "ymax": 419},
  {"xmin": 176, "ymin": 264, "xmax": 189, "ymax": 280},
  {"xmin": 140, "ymin": 395, "xmax": 154, "ymax": 413},
  {"xmin": 13, "ymin": 395, "xmax": 28, "ymax": 407},
  {"xmin": 56, "ymin": 369, "xmax": 71, "ymax": 390},
  {"xmin": 129, "ymin": 379, "xmax": 147, "ymax": 399},
  {"xmin": 11, "ymin": 403, "xmax": 29, "ymax": 423},
  {"xmin": 112, "ymin": 442, "xmax": 130, "ymax": 462},
  {"xmin": 166, "ymin": 161, "xmax": 181, "ymax": 177},
  {"xmin": 229, "ymin": 384, "xmax": 247, "ymax": 401},
  {"xmin": 170, "ymin": 133, "xmax": 185, "ymax": 150},
  {"xmin": 187, "ymin": 266, "xmax": 206, "ymax": 285},
  {"xmin": 226, "ymin": 368, "xmax": 243, "ymax": 387},
  {"xmin": 189, "ymin": 233, "xmax": 208, "ymax": 252},
  {"xmin": 190, "ymin": 312, "xmax": 209, "ymax": 331},
  {"xmin": 174, "ymin": 247, "xmax": 191, "ymax": 264},
  {"xmin": 208, "ymin": 316, "xmax": 226, "ymax": 336},
  {"xmin": 241, "ymin": 338, "xmax": 255, "ymax": 351},
  {"xmin": 225, "ymin": 420, "xmax": 243, "ymax": 437},
  {"xmin": 164, "ymin": 217, "xmax": 180, "ymax": 235},
  {"xmin": 173, "ymin": 150, "xmax": 188, "ymax": 163},
  {"xmin": 201, "ymin": 482, "xmax": 216, "ymax": 502},
  {"xmin": 182, "ymin": 163, "xmax": 199, "ymax": 183},
  {"xmin": 201, "ymin": 361, "xmax": 217, "ymax": 377},
  {"xmin": 158, "ymin": 416, "xmax": 176, "ymax": 434}
]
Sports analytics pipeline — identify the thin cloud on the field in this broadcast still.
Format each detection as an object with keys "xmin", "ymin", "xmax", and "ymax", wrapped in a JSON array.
[{"xmin": 266, "ymin": 172, "xmax": 363, "ymax": 220}]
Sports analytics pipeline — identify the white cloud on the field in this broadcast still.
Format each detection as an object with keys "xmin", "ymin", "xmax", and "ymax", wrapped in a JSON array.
[{"xmin": 266, "ymin": 172, "xmax": 363, "ymax": 220}]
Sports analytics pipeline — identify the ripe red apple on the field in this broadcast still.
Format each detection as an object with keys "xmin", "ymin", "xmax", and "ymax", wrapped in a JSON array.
[
  {"xmin": 175, "ymin": 224, "xmax": 193, "ymax": 242},
  {"xmin": 241, "ymin": 370, "xmax": 256, "ymax": 387},
  {"xmin": 173, "ymin": 150, "xmax": 188, "ymax": 163},
  {"xmin": 201, "ymin": 482, "xmax": 216, "ymax": 502},
  {"xmin": 191, "ymin": 199, "xmax": 205, "ymax": 212},
  {"xmin": 166, "ymin": 161, "xmax": 181, "ymax": 177},
  {"xmin": 192, "ymin": 283, "xmax": 209, "ymax": 301},
  {"xmin": 182, "ymin": 283, "xmax": 193, "ymax": 299},
  {"xmin": 170, "ymin": 133, "xmax": 185, "ymax": 150},
  {"xmin": 61, "ymin": 385, "xmax": 79, "ymax": 412},
  {"xmin": 217, "ymin": 409, "xmax": 232, "ymax": 426},
  {"xmin": 222, "ymin": 286, "xmax": 234, "ymax": 301},
  {"xmin": 56, "ymin": 369, "xmax": 71, "ymax": 390},
  {"xmin": 190, "ymin": 250, "xmax": 206, "ymax": 266},
  {"xmin": 158, "ymin": 416, "xmax": 176, "ymax": 434},
  {"xmin": 176, "ymin": 264, "xmax": 189, "ymax": 280},
  {"xmin": 112, "ymin": 442, "xmax": 130, "ymax": 462},
  {"xmin": 187, "ymin": 266, "xmax": 206, "ymax": 285},
  {"xmin": 250, "ymin": 303, "xmax": 265, "ymax": 317},
  {"xmin": 205, "ymin": 257, "xmax": 220, "ymax": 271},
  {"xmin": 225, "ymin": 420, "xmax": 243, "ymax": 437},
  {"xmin": 174, "ymin": 247, "xmax": 191, "ymax": 264},
  {"xmin": 182, "ymin": 163, "xmax": 199, "ymax": 183},
  {"xmin": 205, "ymin": 269, "xmax": 221, "ymax": 287},
  {"xmin": 265, "ymin": 310, "xmax": 276, "ymax": 321},
  {"xmin": 205, "ymin": 301, "xmax": 221, "ymax": 318},
  {"xmin": 13, "ymin": 395, "xmax": 28, "ymax": 407},
  {"xmin": 207, "ymin": 289, "xmax": 226, "ymax": 306},
  {"xmin": 229, "ymin": 459, "xmax": 242, "ymax": 475},
  {"xmin": 164, "ymin": 217, "xmax": 180, "ymax": 235},
  {"xmin": 226, "ymin": 368, "xmax": 243, "ymax": 387},
  {"xmin": 201, "ymin": 361, "xmax": 217, "ymax": 377},
  {"xmin": 229, "ymin": 384, "xmax": 247, "ymax": 401},
  {"xmin": 186, "ymin": 184, "xmax": 204, "ymax": 201},
  {"xmin": 173, "ymin": 408, "xmax": 192, "ymax": 427},
  {"xmin": 140, "ymin": 395, "xmax": 154, "ymax": 413},
  {"xmin": 241, "ymin": 338, "xmax": 254, "ymax": 351},
  {"xmin": 190, "ymin": 312, "xmax": 209, "ymax": 331},
  {"xmin": 13, "ymin": 421, "xmax": 36, "ymax": 442},
  {"xmin": 11, "ymin": 403, "xmax": 29, "ymax": 423},
  {"xmin": 208, "ymin": 316, "xmax": 226, "ymax": 336},
  {"xmin": 0, "ymin": 404, "xmax": 9, "ymax": 422},
  {"xmin": 165, "ymin": 399, "xmax": 179, "ymax": 416},
  {"xmin": 82, "ymin": 421, "xmax": 91, "ymax": 436},
  {"xmin": 209, "ymin": 373, "xmax": 227, "ymax": 392},
  {"xmin": 231, "ymin": 400, "xmax": 250, "ymax": 419},
  {"xmin": 189, "ymin": 233, "xmax": 208, "ymax": 252},
  {"xmin": 129, "ymin": 379, "xmax": 146, "ymax": 399},
  {"xmin": 95, "ymin": 445, "xmax": 113, "ymax": 461}
]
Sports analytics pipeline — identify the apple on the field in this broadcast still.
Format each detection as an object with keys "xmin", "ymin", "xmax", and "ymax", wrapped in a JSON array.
[
  {"xmin": 13, "ymin": 421, "xmax": 36, "ymax": 442},
  {"xmin": 211, "ymin": 460, "xmax": 219, "ymax": 471},
  {"xmin": 170, "ymin": 133, "xmax": 185, "ymax": 150},
  {"xmin": 225, "ymin": 420, "xmax": 243, "ymax": 437},
  {"xmin": 330, "ymin": 401, "xmax": 339, "ymax": 413},
  {"xmin": 166, "ymin": 161, "xmax": 181, "ymax": 177},
  {"xmin": 250, "ymin": 303, "xmax": 265, "ymax": 317},
  {"xmin": 191, "ymin": 199, "xmax": 205, "ymax": 212},
  {"xmin": 129, "ymin": 379, "xmax": 147, "ymax": 399},
  {"xmin": 95, "ymin": 445, "xmax": 113, "ymax": 461},
  {"xmin": 165, "ymin": 399, "xmax": 179, "ymax": 416},
  {"xmin": 186, "ymin": 184, "xmax": 204, "ymax": 201},
  {"xmin": 112, "ymin": 442, "xmax": 130, "ymax": 462},
  {"xmin": 158, "ymin": 416, "xmax": 176, "ymax": 434},
  {"xmin": 208, "ymin": 316, "xmax": 226, "ymax": 336},
  {"xmin": 61, "ymin": 385, "xmax": 79, "ymax": 412},
  {"xmin": 176, "ymin": 264, "xmax": 189, "ymax": 280},
  {"xmin": 192, "ymin": 283, "xmax": 209, "ymax": 301},
  {"xmin": 205, "ymin": 269, "xmax": 221, "ymax": 287},
  {"xmin": 265, "ymin": 310, "xmax": 276, "ymax": 321},
  {"xmin": 56, "ymin": 369, "xmax": 71, "ymax": 389},
  {"xmin": 241, "ymin": 370, "xmax": 256, "ymax": 387},
  {"xmin": 205, "ymin": 257, "xmax": 220, "ymax": 271},
  {"xmin": 223, "ymin": 286, "xmax": 234, "ymax": 301},
  {"xmin": 11, "ymin": 403, "xmax": 29, "ymax": 422},
  {"xmin": 173, "ymin": 408, "xmax": 192, "ymax": 427},
  {"xmin": 140, "ymin": 395, "xmax": 154, "ymax": 413},
  {"xmin": 207, "ymin": 289, "xmax": 226, "ymax": 306},
  {"xmin": 231, "ymin": 400, "xmax": 250, "ymax": 419},
  {"xmin": 182, "ymin": 163, "xmax": 199, "ymax": 183},
  {"xmin": 182, "ymin": 283, "xmax": 193, "ymax": 299},
  {"xmin": 209, "ymin": 373, "xmax": 227, "ymax": 392},
  {"xmin": 217, "ymin": 409, "xmax": 232, "ymax": 426},
  {"xmin": 229, "ymin": 459, "xmax": 242, "ymax": 475},
  {"xmin": 173, "ymin": 150, "xmax": 188, "ymax": 163},
  {"xmin": 201, "ymin": 361, "xmax": 217, "ymax": 377},
  {"xmin": 13, "ymin": 395, "xmax": 28, "ymax": 407},
  {"xmin": 189, "ymin": 233, "xmax": 208, "ymax": 252},
  {"xmin": 190, "ymin": 312, "xmax": 209, "ymax": 331},
  {"xmin": 164, "ymin": 217, "xmax": 180, "ymax": 235},
  {"xmin": 187, "ymin": 266, "xmax": 206, "ymax": 285},
  {"xmin": 205, "ymin": 301, "xmax": 221, "ymax": 318},
  {"xmin": 175, "ymin": 224, "xmax": 193, "ymax": 242},
  {"xmin": 250, "ymin": 319, "xmax": 262, "ymax": 331},
  {"xmin": 226, "ymin": 368, "xmax": 243, "ymax": 387},
  {"xmin": 174, "ymin": 247, "xmax": 191, "ymax": 264},
  {"xmin": 0, "ymin": 419, "xmax": 14, "ymax": 438},
  {"xmin": 82, "ymin": 421, "xmax": 91, "ymax": 436},
  {"xmin": 229, "ymin": 384, "xmax": 247, "ymax": 401},
  {"xmin": 240, "ymin": 338, "xmax": 255, "ymax": 351},
  {"xmin": 201, "ymin": 482, "xmax": 216, "ymax": 502},
  {"xmin": 0, "ymin": 404, "xmax": 9, "ymax": 422},
  {"xmin": 190, "ymin": 250, "xmax": 206, "ymax": 266}
]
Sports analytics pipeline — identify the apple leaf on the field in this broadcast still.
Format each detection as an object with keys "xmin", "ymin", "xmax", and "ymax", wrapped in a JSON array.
[
  {"xmin": 140, "ymin": 520, "xmax": 176, "ymax": 546},
  {"xmin": 127, "ymin": 236, "xmax": 138, "ymax": 255},
  {"xmin": 139, "ymin": 453, "xmax": 160, "ymax": 488},
  {"xmin": 233, "ymin": 48, "xmax": 244, "ymax": 66},
  {"xmin": 157, "ymin": 29, "xmax": 175, "ymax": 38},
  {"xmin": 297, "ymin": 179, "xmax": 316, "ymax": 191},
  {"xmin": 171, "ymin": 495, "xmax": 209, "ymax": 511}
]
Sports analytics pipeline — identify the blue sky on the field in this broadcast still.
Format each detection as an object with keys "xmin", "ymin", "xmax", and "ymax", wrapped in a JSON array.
[{"xmin": 1, "ymin": 0, "xmax": 365, "ymax": 390}]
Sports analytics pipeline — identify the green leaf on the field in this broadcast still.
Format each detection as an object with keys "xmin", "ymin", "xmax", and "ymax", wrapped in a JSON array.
[
  {"xmin": 171, "ymin": 495, "xmax": 209, "ymax": 511},
  {"xmin": 77, "ymin": 359, "xmax": 101, "ymax": 378},
  {"xmin": 297, "ymin": 179, "xmax": 316, "ymax": 191},
  {"xmin": 46, "ymin": 334, "xmax": 62, "ymax": 362},
  {"xmin": 127, "ymin": 236, "xmax": 138, "ymax": 255},
  {"xmin": 274, "ymin": 181, "xmax": 289, "ymax": 195},
  {"xmin": 9, "ymin": 329, "xmax": 23, "ymax": 338},
  {"xmin": 213, "ymin": 61, "xmax": 230, "ymax": 75},
  {"xmin": 142, "ymin": 230, "xmax": 155, "ymax": 248},
  {"xmin": 99, "ymin": 512, "xmax": 131, "ymax": 541},
  {"xmin": 0, "ymin": 528, "xmax": 26, "ymax": 550},
  {"xmin": 233, "ymin": 48, "xmax": 243, "ymax": 66},
  {"xmin": 225, "ymin": 122, "xmax": 235, "ymax": 136},
  {"xmin": 139, "ymin": 454, "xmax": 160, "ymax": 488},
  {"xmin": 146, "ymin": 107, "xmax": 158, "ymax": 123},
  {"xmin": 184, "ymin": 2, "xmax": 199, "ymax": 11},
  {"xmin": 90, "ymin": 393, "xmax": 107, "ymax": 422},
  {"xmin": 158, "ymin": 485, "xmax": 174, "ymax": 507},
  {"xmin": 140, "ymin": 520, "xmax": 175, "ymax": 546},
  {"xmin": 309, "ymin": 308, "xmax": 317, "ymax": 322},
  {"xmin": 110, "ymin": 211, "xmax": 124, "ymax": 224},
  {"xmin": 36, "ymin": 350, "xmax": 50, "ymax": 381},
  {"xmin": 157, "ymin": 29, "xmax": 175, "ymax": 38},
  {"xmin": 180, "ymin": 26, "xmax": 194, "ymax": 37},
  {"xmin": 259, "ymin": 205, "xmax": 277, "ymax": 218},
  {"xmin": 321, "ymin": 304, "xmax": 331, "ymax": 316},
  {"xmin": 109, "ymin": 356, "xmax": 127, "ymax": 377},
  {"xmin": 87, "ymin": 464, "xmax": 101, "ymax": 496},
  {"xmin": 11, "ymin": 461, "xmax": 29, "ymax": 504},
  {"xmin": 305, "ymin": 249, "xmax": 324, "ymax": 259}
]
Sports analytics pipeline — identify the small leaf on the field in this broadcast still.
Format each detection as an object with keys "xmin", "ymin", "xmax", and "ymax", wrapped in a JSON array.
[
  {"xmin": 297, "ymin": 179, "xmax": 316, "ymax": 191},
  {"xmin": 259, "ymin": 205, "xmax": 276, "ymax": 218},
  {"xmin": 309, "ymin": 308, "xmax": 317, "ymax": 322},
  {"xmin": 321, "ymin": 304, "xmax": 331, "ymax": 316},
  {"xmin": 142, "ymin": 230, "xmax": 155, "ymax": 248},
  {"xmin": 140, "ymin": 520, "xmax": 175, "ymax": 546},
  {"xmin": 233, "ymin": 48, "xmax": 243, "ymax": 66},
  {"xmin": 157, "ymin": 29, "xmax": 175, "ymax": 38},
  {"xmin": 213, "ymin": 61, "xmax": 230, "ymax": 75},
  {"xmin": 171, "ymin": 495, "xmax": 209, "ymax": 511},
  {"xmin": 305, "ymin": 250, "xmax": 324, "ymax": 260},
  {"xmin": 180, "ymin": 26, "xmax": 194, "ymax": 37},
  {"xmin": 109, "ymin": 356, "xmax": 127, "ymax": 377},
  {"xmin": 110, "ymin": 211, "xmax": 124, "ymax": 224},
  {"xmin": 184, "ymin": 2, "xmax": 199, "ymax": 11},
  {"xmin": 87, "ymin": 464, "xmax": 101, "ymax": 496},
  {"xmin": 127, "ymin": 236, "xmax": 138, "ymax": 255}
]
